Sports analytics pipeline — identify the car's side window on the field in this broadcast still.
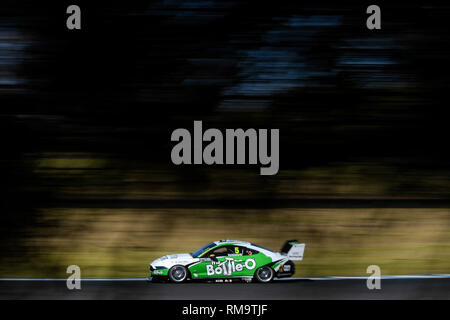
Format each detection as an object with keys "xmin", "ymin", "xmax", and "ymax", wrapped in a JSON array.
[
  {"xmin": 206, "ymin": 245, "xmax": 259, "ymax": 257},
  {"xmin": 227, "ymin": 246, "xmax": 243, "ymax": 256},
  {"xmin": 209, "ymin": 246, "xmax": 231, "ymax": 257},
  {"xmin": 242, "ymin": 247, "xmax": 259, "ymax": 256}
]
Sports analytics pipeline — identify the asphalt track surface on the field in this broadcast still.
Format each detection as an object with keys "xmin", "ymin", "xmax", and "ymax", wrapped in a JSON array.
[{"xmin": 1, "ymin": 277, "xmax": 449, "ymax": 299}]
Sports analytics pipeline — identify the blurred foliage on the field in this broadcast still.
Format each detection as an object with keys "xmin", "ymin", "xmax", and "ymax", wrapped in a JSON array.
[{"xmin": 1, "ymin": 208, "xmax": 449, "ymax": 278}]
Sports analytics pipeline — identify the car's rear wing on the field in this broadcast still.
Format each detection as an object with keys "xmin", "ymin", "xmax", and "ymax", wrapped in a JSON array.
[{"xmin": 280, "ymin": 240, "xmax": 305, "ymax": 261}]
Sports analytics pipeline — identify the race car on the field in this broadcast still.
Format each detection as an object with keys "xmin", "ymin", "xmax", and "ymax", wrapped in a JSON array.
[{"xmin": 149, "ymin": 239, "xmax": 305, "ymax": 283}]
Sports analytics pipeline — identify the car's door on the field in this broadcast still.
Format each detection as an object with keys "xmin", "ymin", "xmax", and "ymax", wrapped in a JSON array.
[
  {"xmin": 200, "ymin": 245, "xmax": 260, "ymax": 279},
  {"xmin": 229, "ymin": 246, "xmax": 260, "ymax": 277},
  {"xmin": 189, "ymin": 245, "xmax": 233, "ymax": 279}
]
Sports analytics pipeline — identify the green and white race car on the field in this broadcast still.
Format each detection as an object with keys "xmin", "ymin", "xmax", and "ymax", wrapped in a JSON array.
[{"xmin": 149, "ymin": 240, "xmax": 305, "ymax": 283}]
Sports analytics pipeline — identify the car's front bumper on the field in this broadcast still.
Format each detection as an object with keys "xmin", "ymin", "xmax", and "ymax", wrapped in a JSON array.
[{"xmin": 150, "ymin": 265, "xmax": 169, "ymax": 277}]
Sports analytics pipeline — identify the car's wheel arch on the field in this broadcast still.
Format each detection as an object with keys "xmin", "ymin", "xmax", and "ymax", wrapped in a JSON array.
[
  {"xmin": 254, "ymin": 265, "xmax": 274, "ymax": 283},
  {"xmin": 168, "ymin": 264, "xmax": 191, "ymax": 283}
]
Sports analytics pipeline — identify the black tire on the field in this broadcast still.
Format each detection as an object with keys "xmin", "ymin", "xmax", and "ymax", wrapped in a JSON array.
[
  {"xmin": 168, "ymin": 265, "xmax": 188, "ymax": 283},
  {"xmin": 254, "ymin": 266, "xmax": 274, "ymax": 283}
]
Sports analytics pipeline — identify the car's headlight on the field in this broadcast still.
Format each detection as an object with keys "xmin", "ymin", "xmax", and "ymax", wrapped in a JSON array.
[{"xmin": 150, "ymin": 265, "xmax": 167, "ymax": 271}]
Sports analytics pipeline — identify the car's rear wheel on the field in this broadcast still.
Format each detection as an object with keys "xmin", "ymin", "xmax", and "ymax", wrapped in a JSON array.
[
  {"xmin": 168, "ymin": 265, "xmax": 188, "ymax": 283},
  {"xmin": 255, "ymin": 266, "xmax": 274, "ymax": 283}
]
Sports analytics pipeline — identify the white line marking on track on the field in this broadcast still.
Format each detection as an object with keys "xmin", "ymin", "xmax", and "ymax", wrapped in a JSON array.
[
  {"xmin": 280, "ymin": 274, "xmax": 450, "ymax": 280},
  {"xmin": 1, "ymin": 275, "xmax": 450, "ymax": 281},
  {"xmin": 0, "ymin": 278, "xmax": 148, "ymax": 281}
]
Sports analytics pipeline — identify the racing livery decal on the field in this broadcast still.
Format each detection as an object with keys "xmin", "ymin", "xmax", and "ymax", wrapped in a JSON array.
[
  {"xmin": 206, "ymin": 258, "xmax": 256, "ymax": 276},
  {"xmin": 149, "ymin": 239, "xmax": 305, "ymax": 283}
]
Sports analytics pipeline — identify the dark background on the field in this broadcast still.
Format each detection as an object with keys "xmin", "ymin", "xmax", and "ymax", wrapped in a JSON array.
[{"xmin": 1, "ymin": 1, "xmax": 450, "ymax": 278}]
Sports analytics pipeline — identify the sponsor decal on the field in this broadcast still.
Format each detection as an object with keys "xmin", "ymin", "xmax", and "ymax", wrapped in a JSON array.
[{"xmin": 206, "ymin": 258, "xmax": 256, "ymax": 276}]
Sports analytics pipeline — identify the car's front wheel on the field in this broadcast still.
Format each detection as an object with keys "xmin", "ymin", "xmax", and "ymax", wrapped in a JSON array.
[
  {"xmin": 254, "ymin": 266, "xmax": 274, "ymax": 283},
  {"xmin": 168, "ymin": 265, "xmax": 188, "ymax": 283}
]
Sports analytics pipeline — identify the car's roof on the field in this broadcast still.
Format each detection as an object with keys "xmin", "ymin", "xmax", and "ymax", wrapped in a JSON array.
[
  {"xmin": 214, "ymin": 239, "xmax": 250, "ymax": 246},
  {"xmin": 208, "ymin": 240, "xmax": 279, "ymax": 257}
]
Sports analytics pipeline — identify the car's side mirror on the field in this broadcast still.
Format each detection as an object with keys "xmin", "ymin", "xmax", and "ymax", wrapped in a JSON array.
[{"xmin": 209, "ymin": 254, "xmax": 218, "ymax": 262}]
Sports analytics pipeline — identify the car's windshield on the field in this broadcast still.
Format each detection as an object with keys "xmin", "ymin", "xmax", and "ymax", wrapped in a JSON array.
[{"xmin": 191, "ymin": 242, "xmax": 216, "ymax": 258}]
